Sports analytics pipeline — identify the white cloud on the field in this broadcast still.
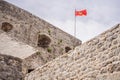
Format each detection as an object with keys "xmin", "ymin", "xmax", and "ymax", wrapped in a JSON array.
[
  {"xmin": 46, "ymin": 19, "xmax": 109, "ymax": 42},
  {"xmin": 7, "ymin": 0, "xmax": 120, "ymax": 42}
]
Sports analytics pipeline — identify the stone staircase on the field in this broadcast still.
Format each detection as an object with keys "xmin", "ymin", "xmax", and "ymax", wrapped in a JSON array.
[{"xmin": 25, "ymin": 24, "xmax": 120, "ymax": 80}]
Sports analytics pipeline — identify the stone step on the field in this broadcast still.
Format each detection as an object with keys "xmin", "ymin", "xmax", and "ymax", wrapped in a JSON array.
[{"xmin": 0, "ymin": 33, "xmax": 37, "ymax": 59}]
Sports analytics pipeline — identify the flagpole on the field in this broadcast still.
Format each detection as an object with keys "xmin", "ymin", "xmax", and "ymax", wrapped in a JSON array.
[{"xmin": 74, "ymin": 9, "xmax": 76, "ymax": 37}]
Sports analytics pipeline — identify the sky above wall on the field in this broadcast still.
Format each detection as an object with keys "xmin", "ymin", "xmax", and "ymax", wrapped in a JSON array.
[{"xmin": 7, "ymin": 0, "xmax": 120, "ymax": 42}]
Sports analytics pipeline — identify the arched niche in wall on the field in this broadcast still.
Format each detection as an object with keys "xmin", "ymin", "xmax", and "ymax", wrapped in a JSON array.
[
  {"xmin": 65, "ymin": 46, "xmax": 71, "ymax": 53},
  {"xmin": 37, "ymin": 34, "xmax": 51, "ymax": 48},
  {"xmin": 1, "ymin": 22, "xmax": 13, "ymax": 32}
]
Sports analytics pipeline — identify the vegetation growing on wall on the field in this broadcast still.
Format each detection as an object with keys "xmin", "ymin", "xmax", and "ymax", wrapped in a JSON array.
[
  {"xmin": 47, "ymin": 47, "xmax": 52, "ymax": 53},
  {"xmin": 36, "ymin": 51, "xmax": 41, "ymax": 55},
  {"xmin": 58, "ymin": 39, "xmax": 63, "ymax": 45},
  {"xmin": 48, "ymin": 29, "xmax": 51, "ymax": 35}
]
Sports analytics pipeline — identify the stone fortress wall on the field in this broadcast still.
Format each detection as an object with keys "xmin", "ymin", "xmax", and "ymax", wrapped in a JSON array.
[
  {"xmin": 0, "ymin": 0, "xmax": 81, "ymax": 74},
  {"xmin": 25, "ymin": 24, "xmax": 120, "ymax": 80},
  {"xmin": 0, "ymin": 0, "xmax": 120, "ymax": 80},
  {"xmin": 0, "ymin": 54, "xmax": 23, "ymax": 80}
]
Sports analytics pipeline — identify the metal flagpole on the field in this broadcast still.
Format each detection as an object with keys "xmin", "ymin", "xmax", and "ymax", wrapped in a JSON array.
[
  {"xmin": 73, "ymin": 2, "xmax": 77, "ymax": 75},
  {"xmin": 74, "ymin": 9, "xmax": 76, "ymax": 37}
]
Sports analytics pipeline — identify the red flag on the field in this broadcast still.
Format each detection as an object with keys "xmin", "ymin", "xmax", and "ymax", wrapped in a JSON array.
[{"xmin": 75, "ymin": 9, "xmax": 87, "ymax": 16}]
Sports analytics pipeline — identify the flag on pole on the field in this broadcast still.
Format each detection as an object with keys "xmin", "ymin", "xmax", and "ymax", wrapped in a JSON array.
[{"xmin": 75, "ymin": 9, "xmax": 87, "ymax": 16}]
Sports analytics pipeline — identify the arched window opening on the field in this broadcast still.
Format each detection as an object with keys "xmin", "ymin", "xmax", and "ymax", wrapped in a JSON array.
[
  {"xmin": 37, "ymin": 34, "xmax": 51, "ymax": 48},
  {"xmin": 65, "ymin": 46, "xmax": 71, "ymax": 53},
  {"xmin": 1, "ymin": 22, "xmax": 13, "ymax": 32}
]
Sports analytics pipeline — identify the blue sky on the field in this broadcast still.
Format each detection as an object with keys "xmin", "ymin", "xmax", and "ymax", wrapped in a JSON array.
[{"xmin": 7, "ymin": 0, "xmax": 120, "ymax": 42}]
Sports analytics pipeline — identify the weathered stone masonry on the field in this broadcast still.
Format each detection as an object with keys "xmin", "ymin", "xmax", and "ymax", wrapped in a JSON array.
[
  {"xmin": 0, "ymin": 0, "xmax": 120, "ymax": 80},
  {"xmin": 0, "ymin": 0, "xmax": 81, "ymax": 75},
  {"xmin": 25, "ymin": 24, "xmax": 120, "ymax": 80},
  {"xmin": 0, "ymin": 54, "xmax": 23, "ymax": 80}
]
